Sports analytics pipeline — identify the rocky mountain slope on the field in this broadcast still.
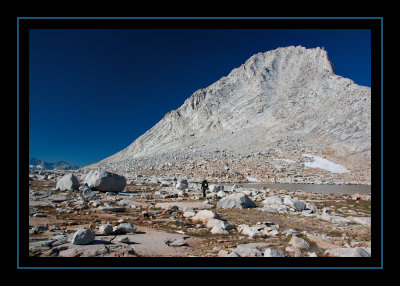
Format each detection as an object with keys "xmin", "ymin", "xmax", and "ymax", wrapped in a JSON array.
[{"xmin": 87, "ymin": 46, "xmax": 371, "ymax": 184}]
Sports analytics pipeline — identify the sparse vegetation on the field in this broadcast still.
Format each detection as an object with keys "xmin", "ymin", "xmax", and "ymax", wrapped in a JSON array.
[{"xmin": 27, "ymin": 173, "xmax": 371, "ymax": 257}]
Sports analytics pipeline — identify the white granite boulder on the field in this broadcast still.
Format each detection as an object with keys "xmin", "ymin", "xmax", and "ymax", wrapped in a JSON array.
[
  {"xmin": 238, "ymin": 225, "xmax": 266, "ymax": 238},
  {"xmin": 216, "ymin": 193, "xmax": 257, "ymax": 209},
  {"xmin": 263, "ymin": 195, "xmax": 284, "ymax": 206},
  {"xmin": 289, "ymin": 236, "xmax": 311, "ymax": 250},
  {"xmin": 206, "ymin": 219, "xmax": 233, "ymax": 230},
  {"xmin": 283, "ymin": 196, "xmax": 306, "ymax": 211},
  {"xmin": 324, "ymin": 247, "xmax": 371, "ymax": 257},
  {"xmin": 113, "ymin": 223, "xmax": 136, "ymax": 234},
  {"xmin": 99, "ymin": 224, "xmax": 113, "ymax": 234},
  {"xmin": 56, "ymin": 173, "xmax": 80, "ymax": 190},
  {"xmin": 72, "ymin": 228, "xmax": 95, "ymax": 245},
  {"xmin": 210, "ymin": 226, "xmax": 229, "ymax": 235},
  {"xmin": 264, "ymin": 248, "xmax": 286, "ymax": 257},
  {"xmin": 191, "ymin": 210, "xmax": 220, "ymax": 223},
  {"xmin": 84, "ymin": 170, "xmax": 126, "ymax": 192}
]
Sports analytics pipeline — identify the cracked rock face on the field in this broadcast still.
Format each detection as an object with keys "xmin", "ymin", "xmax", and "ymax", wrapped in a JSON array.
[{"xmin": 87, "ymin": 46, "xmax": 371, "ymax": 184}]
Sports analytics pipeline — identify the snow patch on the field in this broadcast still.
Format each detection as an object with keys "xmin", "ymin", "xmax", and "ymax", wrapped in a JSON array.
[
  {"xmin": 302, "ymin": 154, "xmax": 350, "ymax": 174},
  {"xmin": 246, "ymin": 176, "xmax": 260, "ymax": 182},
  {"xmin": 29, "ymin": 165, "xmax": 43, "ymax": 169}
]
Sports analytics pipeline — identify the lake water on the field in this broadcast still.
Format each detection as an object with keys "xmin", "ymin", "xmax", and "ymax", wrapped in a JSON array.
[{"xmin": 228, "ymin": 183, "xmax": 371, "ymax": 195}]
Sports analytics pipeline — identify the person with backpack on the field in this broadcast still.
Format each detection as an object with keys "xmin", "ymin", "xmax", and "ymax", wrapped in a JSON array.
[{"xmin": 201, "ymin": 180, "xmax": 209, "ymax": 198}]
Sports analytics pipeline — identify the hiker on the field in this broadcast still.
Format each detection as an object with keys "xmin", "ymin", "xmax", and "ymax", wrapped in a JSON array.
[{"xmin": 201, "ymin": 180, "xmax": 209, "ymax": 198}]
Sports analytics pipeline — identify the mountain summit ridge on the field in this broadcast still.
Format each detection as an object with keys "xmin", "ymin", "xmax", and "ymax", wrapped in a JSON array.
[{"xmin": 87, "ymin": 46, "xmax": 371, "ymax": 184}]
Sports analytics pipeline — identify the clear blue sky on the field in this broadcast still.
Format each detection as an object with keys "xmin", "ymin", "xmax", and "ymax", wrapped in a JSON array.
[{"xmin": 28, "ymin": 29, "xmax": 371, "ymax": 166}]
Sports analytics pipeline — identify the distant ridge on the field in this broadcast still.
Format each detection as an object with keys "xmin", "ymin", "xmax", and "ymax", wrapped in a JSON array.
[{"xmin": 29, "ymin": 157, "xmax": 81, "ymax": 171}]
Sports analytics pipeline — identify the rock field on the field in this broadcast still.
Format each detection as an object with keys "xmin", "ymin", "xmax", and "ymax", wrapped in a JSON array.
[{"xmin": 28, "ymin": 170, "xmax": 371, "ymax": 258}]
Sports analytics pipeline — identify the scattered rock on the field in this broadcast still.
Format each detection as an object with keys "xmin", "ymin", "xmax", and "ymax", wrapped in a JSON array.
[
  {"xmin": 116, "ymin": 236, "xmax": 135, "ymax": 244},
  {"xmin": 79, "ymin": 185, "xmax": 98, "ymax": 198},
  {"xmin": 283, "ymin": 196, "xmax": 306, "ymax": 211},
  {"xmin": 84, "ymin": 170, "xmax": 126, "ymax": 192},
  {"xmin": 183, "ymin": 209, "xmax": 197, "ymax": 218},
  {"xmin": 231, "ymin": 245, "xmax": 263, "ymax": 257},
  {"xmin": 324, "ymin": 247, "xmax": 371, "ymax": 257},
  {"xmin": 191, "ymin": 210, "xmax": 221, "ymax": 223},
  {"xmin": 289, "ymin": 236, "xmax": 311, "ymax": 250},
  {"xmin": 99, "ymin": 224, "xmax": 113, "ymax": 235},
  {"xmin": 263, "ymin": 195, "xmax": 284, "ymax": 206},
  {"xmin": 238, "ymin": 225, "xmax": 266, "ymax": 238},
  {"xmin": 206, "ymin": 219, "xmax": 233, "ymax": 231},
  {"xmin": 113, "ymin": 223, "xmax": 137, "ymax": 234},
  {"xmin": 71, "ymin": 228, "xmax": 95, "ymax": 245},
  {"xmin": 166, "ymin": 238, "xmax": 189, "ymax": 247},
  {"xmin": 264, "ymin": 248, "xmax": 286, "ymax": 257},
  {"xmin": 56, "ymin": 173, "xmax": 80, "ymax": 191},
  {"xmin": 216, "ymin": 193, "xmax": 257, "ymax": 209},
  {"xmin": 210, "ymin": 226, "xmax": 229, "ymax": 235}
]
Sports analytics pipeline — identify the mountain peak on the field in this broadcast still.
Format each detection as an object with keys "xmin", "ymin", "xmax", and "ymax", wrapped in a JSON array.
[{"xmin": 87, "ymin": 46, "xmax": 370, "ymax": 184}]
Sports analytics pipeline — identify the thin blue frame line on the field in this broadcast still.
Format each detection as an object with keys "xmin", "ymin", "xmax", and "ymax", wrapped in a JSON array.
[
  {"xmin": 17, "ymin": 16, "xmax": 383, "ymax": 270},
  {"xmin": 17, "ymin": 266, "xmax": 383, "ymax": 270},
  {"xmin": 16, "ymin": 16, "xmax": 20, "ymax": 269},
  {"xmin": 380, "ymin": 17, "xmax": 384, "ymax": 269},
  {"xmin": 16, "ymin": 17, "xmax": 383, "ymax": 20}
]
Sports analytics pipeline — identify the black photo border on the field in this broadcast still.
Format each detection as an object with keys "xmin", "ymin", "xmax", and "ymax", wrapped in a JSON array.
[{"xmin": 17, "ymin": 17, "xmax": 383, "ymax": 269}]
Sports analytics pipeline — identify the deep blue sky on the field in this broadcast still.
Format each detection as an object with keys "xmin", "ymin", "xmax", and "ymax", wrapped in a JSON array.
[{"xmin": 29, "ymin": 29, "xmax": 371, "ymax": 166}]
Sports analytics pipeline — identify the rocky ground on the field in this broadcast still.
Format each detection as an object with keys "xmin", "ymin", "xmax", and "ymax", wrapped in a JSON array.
[
  {"xmin": 27, "ymin": 170, "xmax": 371, "ymax": 258},
  {"xmin": 91, "ymin": 149, "xmax": 370, "ymax": 185}
]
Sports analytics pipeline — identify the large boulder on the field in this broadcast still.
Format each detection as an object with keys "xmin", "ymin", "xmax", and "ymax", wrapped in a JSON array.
[
  {"xmin": 99, "ymin": 224, "xmax": 113, "ymax": 234},
  {"xmin": 113, "ymin": 223, "xmax": 137, "ymax": 234},
  {"xmin": 84, "ymin": 170, "xmax": 126, "ymax": 192},
  {"xmin": 263, "ymin": 195, "xmax": 284, "ymax": 206},
  {"xmin": 289, "ymin": 236, "xmax": 311, "ymax": 250},
  {"xmin": 238, "ymin": 225, "xmax": 266, "ymax": 238},
  {"xmin": 231, "ymin": 245, "xmax": 263, "ymax": 257},
  {"xmin": 217, "ymin": 193, "xmax": 257, "ymax": 209},
  {"xmin": 72, "ymin": 228, "xmax": 95, "ymax": 245},
  {"xmin": 206, "ymin": 219, "xmax": 233, "ymax": 230},
  {"xmin": 283, "ymin": 196, "xmax": 306, "ymax": 211},
  {"xmin": 324, "ymin": 247, "xmax": 371, "ymax": 257},
  {"xmin": 56, "ymin": 173, "xmax": 80, "ymax": 190},
  {"xmin": 191, "ymin": 210, "xmax": 220, "ymax": 223},
  {"xmin": 264, "ymin": 248, "xmax": 286, "ymax": 257},
  {"xmin": 210, "ymin": 226, "xmax": 229, "ymax": 235}
]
